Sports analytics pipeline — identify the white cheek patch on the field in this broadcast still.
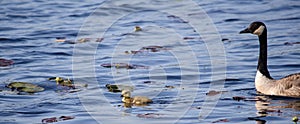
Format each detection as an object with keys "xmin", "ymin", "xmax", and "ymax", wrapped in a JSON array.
[{"xmin": 253, "ymin": 25, "xmax": 265, "ymax": 36}]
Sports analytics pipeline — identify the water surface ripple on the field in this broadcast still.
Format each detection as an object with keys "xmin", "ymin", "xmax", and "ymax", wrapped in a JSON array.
[{"xmin": 0, "ymin": 0, "xmax": 299, "ymax": 124}]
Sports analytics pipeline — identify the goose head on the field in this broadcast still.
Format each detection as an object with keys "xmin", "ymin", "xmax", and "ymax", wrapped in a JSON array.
[
  {"xmin": 121, "ymin": 90, "xmax": 131, "ymax": 98},
  {"xmin": 240, "ymin": 21, "xmax": 266, "ymax": 36}
]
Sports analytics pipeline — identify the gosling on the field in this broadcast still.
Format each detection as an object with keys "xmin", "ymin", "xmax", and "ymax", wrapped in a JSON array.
[{"xmin": 120, "ymin": 90, "xmax": 152, "ymax": 105}]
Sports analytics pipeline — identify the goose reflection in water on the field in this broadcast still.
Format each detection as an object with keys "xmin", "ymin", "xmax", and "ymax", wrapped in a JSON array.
[{"xmin": 250, "ymin": 96, "xmax": 300, "ymax": 123}]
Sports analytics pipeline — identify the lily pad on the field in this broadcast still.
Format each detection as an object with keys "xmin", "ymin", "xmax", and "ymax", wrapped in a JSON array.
[
  {"xmin": 7, "ymin": 82, "xmax": 44, "ymax": 93},
  {"xmin": 106, "ymin": 84, "xmax": 134, "ymax": 92}
]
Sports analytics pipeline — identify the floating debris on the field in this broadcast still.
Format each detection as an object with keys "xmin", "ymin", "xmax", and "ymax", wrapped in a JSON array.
[
  {"xmin": 55, "ymin": 37, "xmax": 103, "ymax": 44},
  {"xmin": 125, "ymin": 51, "xmax": 139, "ymax": 54},
  {"xmin": 261, "ymin": 109, "xmax": 282, "ymax": 113},
  {"xmin": 78, "ymin": 38, "xmax": 103, "ymax": 43},
  {"xmin": 167, "ymin": 15, "xmax": 188, "ymax": 23},
  {"xmin": 165, "ymin": 85, "xmax": 175, "ymax": 89},
  {"xmin": 75, "ymin": 38, "xmax": 103, "ymax": 44},
  {"xmin": 77, "ymin": 38, "xmax": 91, "ymax": 43},
  {"xmin": 105, "ymin": 84, "xmax": 134, "ymax": 92},
  {"xmin": 141, "ymin": 46, "xmax": 165, "ymax": 52},
  {"xmin": 195, "ymin": 106, "xmax": 201, "ymax": 109},
  {"xmin": 125, "ymin": 45, "xmax": 169, "ymax": 54},
  {"xmin": 125, "ymin": 50, "xmax": 140, "ymax": 54},
  {"xmin": 212, "ymin": 119, "xmax": 229, "ymax": 123},
  {"xmin": 134, "ymin": 26, "xmax": 142, "ymax": 32},
  {"xmin": 232, "ymin": 96, "xmax": 246, "ymax": 101},
  {"xmin": 136, "ymin": 113, "xmax": 162, "ymax": 118},
  {"xmin": 232, "ymin": 96, "xmax": 266, "ymax": 102},
  {"xmin": 42, "ymin": 116, "xmax": 75, "ymax": 124},
  {"xmin": 59, "ymin": 116, "xmax": 75, "ymax": 121},
  {"xmin": 224, "ymin": 18, "xmax": 240, "ymax": 22},
  {"xmin": 7, "ymin": 82, "xmax": 44, "ymax": 93},
  {"xmin": 95, "ymin": 38, "xmax": 104, "ymax": 42},
  {"xmin": 284, "ymin": 42, "xmax": 300, "ymax": 45},
  {"xmin": 222, "ymin": 38, "xmax": 230, "ymax": 42},
  {"xmin": 42, "ymin": 117, "xmax": 57, "ymax": 123},
  {"xmin": 248, "ymin": 117, "xmax": 266, "ymax": 123},
  {"xmin": 55, "ymin": 37, "xmax": 66, "ymax": 42},
  {"xmin": 0, "ymin": 58, "xmax": 14, "ymax": 67},
  {"xmin": 257, "ymin": 109, "xmax": 282, "ymax": 116},
  {"xmin": 101, "ymin": 63, "xmax": 148, "ymax": 69},
  {"xmin": 68, "ymin": 89, "xmax": 83, "ymax": 93},
  {"xmin": 206, "ymin": 90, "xmax": 227, "ymax": 96},
  {"xmin": 183, "ymin": 37, "xmax": 198, "ymax": 40},
  {"xmin": 143, "ymin": 81, "xmax": 156, "ymax": 84}
]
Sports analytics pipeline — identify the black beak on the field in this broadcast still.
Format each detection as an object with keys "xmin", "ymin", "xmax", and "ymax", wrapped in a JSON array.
[
  {"xmin": 120, "ymin": 95, "xmax": 123, "ymax": 97},
  {"xmin": 239, "ymin": 28, "xmax": 251, "ymax": 34}
]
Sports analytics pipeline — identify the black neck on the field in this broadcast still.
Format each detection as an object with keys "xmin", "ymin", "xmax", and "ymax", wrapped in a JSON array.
[{"xmin": 257, "ymin": 30, "xmax": 273, "ymax": 79}]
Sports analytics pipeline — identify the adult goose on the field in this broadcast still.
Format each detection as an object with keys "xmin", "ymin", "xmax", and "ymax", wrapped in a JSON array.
[{"xmin": 240, "ymin": 21, "xmax": 300, "ymax": 97}]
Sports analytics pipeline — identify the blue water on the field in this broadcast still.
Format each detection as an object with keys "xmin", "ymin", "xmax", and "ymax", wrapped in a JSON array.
[{"xmin": 0, "ymin": 0, "xmax": 299, "ymax": 124}]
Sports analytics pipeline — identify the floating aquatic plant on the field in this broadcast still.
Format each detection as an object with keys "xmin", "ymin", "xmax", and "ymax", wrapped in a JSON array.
[{"xmin": 7, "ymin": 82, "xmax": 44, "ymax": 93}]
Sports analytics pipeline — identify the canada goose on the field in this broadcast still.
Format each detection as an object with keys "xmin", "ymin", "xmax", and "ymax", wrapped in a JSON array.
[
  {"xmin": 240, "ymin": 21, "xmax": 300, "ymax": 97},
  {"xmin": 120, "ymin": 90, "xmax": 152, "ymax": 105},
  {"xmin": 134, "ymin": 26, "xmax": 142, "ymax": 32},
  {"xmin": 48, "ymin": 77, "xmax": 88, "ymax": 88}
]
